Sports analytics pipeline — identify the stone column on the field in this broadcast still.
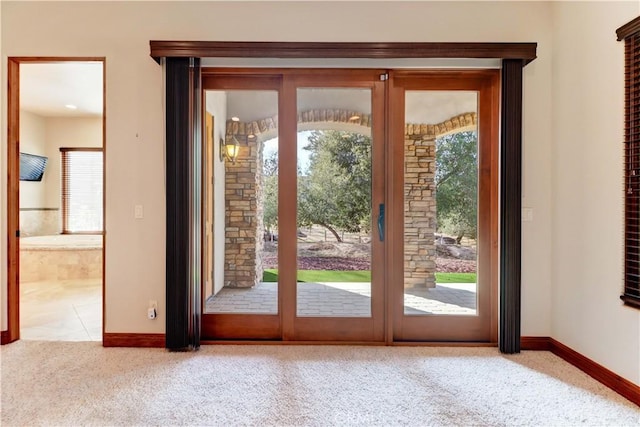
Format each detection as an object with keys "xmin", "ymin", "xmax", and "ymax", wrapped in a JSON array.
[
  {"xmin": 224, "ymin": 129, "xmax": 264, "ymax": 288},
  {"xmin": 404, "ymin": 129, "xmax": 436, "ymax": 289}
]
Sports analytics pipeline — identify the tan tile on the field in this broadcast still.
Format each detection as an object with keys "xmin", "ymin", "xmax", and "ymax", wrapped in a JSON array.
[{"xmin": 19, "ymin": 278, "xmax": 102, "ymax": 342}]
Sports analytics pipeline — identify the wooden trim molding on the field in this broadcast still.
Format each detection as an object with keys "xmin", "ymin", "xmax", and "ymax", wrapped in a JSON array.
[
  {"xmin": 521, "ymin": 337, "xmax": 640, "ymax": 406},
  {"xmin": 620, "ymin": 295, "xmax": 640, "ymax": 309},
  {"xmin": 549, "ymin": 338, "xmax": 640, "ymax": 407},
  {"xmin": 520, "ymin": 336, "xmax": 551, "ymax": 351},
  {"xmin": 617, "ymin": 16, "xmax": 640, "ymax": 41},
  {"xmin": 150, "ymin": 41, "xmax": 537, "ymax": 64},
  {"xmin": 103, "ymin": 333, "xmax": 165, "ymax": 348},
  {"xmin": 59, "ymin": 147, "xmax": 103, "ymax": 152},
  {"xmin": 7, "ymin": 58, "xmax": 21, "ymax": 344},
  {"xmin": 1, "ymin": 330, "xmax": 11, "ymax": 344}
]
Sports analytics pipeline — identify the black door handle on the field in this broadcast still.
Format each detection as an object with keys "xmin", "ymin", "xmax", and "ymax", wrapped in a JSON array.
[{"xmin": 378, "ymin": 203, "xmax": 385, "ymax": 242}]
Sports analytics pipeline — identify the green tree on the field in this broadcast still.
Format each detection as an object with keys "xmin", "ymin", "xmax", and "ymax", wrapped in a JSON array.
[
  {"xmin": 262, "ymin": 150, "xmax": 278, "ymax": 235},
  {"xmin": 297, "ymin": 130, "xmax": 372, "ymax": 242},
  {"xmin": 435, "ymin": 131, "xmax": 478, "ymax": 243}
]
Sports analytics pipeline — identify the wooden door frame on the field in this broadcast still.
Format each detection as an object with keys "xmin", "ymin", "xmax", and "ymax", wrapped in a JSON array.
[
  {"xmin": 200, "ymin": 72, "xmax": 283, "ymax": 340},
  {"xmin": 284, "ymin": 70, "xmax": 386, "ymax": 342},
  {"xmin": 200, "ymin": 69, "xmax": 387, "ymax": 342},
  {"xmin": 3, "ymin": 57, "xmax": 106, "ymax": 344},
  {"xmin": 388, "ymin": 70, "xmax": 500, "ymax": 343},
  {"xmin": 152, "ymin": 41, "xmax": 535, "ymax": 350},
  {"xmin": 203, "ymin": 111, "xmax": 215, "ymax": 305},
  {"xmin": 201, "ymin": 68, "xmax": 496, "ymax": 344}
]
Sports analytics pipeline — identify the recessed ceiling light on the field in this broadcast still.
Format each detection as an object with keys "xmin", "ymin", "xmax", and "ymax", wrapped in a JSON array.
[
  {"xmin": 231, "ymin": 116, "xmax": 240, "ymax": 122},
  {"xmin": 65, "ymin": 104, "xmax": 78, "ymax": 110}
]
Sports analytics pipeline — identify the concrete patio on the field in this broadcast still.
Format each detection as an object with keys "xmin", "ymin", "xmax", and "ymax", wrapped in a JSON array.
[{"xmin": 205, "ymin": 282, "xmax": 477, "ymax": 316}]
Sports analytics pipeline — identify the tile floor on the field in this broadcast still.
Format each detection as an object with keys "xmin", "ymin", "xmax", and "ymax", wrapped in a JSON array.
[
  {"xmin": 20, "ymin": 278, "xmax": 102, "ymax": 341},
  {"xmin": 206, "ymin": 282, "xmax": 477, "ymax": 316}
]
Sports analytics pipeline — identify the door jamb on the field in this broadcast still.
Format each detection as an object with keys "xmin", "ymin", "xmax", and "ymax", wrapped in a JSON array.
[{"xmin": 4, "ymin": 57, "xmax": 106, "ymax": 344}]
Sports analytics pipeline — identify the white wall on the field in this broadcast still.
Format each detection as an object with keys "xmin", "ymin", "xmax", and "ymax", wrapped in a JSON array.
[
  {"xmin": 206, "ymin": 91, "xmax": 227, "ymax": 296},
  {"xmin": 1, "ymin": 2, "xmax": 554, "ymax": 338},
  {"xmin": 19, "ymin": 110, "xmax": 47, "ymax": 208},
  {"xmin": 43, "ymin": 117, "xmax": 102, "ymax": 209},
  {"xmin": 551, "ymin": 1, "xmax": 640, "ymax": 385}
]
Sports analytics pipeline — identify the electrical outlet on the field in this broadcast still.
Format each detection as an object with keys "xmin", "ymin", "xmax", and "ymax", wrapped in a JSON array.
[{"xmin": 148, "ymin": 300, "xmax": 157, "ymax": 320}]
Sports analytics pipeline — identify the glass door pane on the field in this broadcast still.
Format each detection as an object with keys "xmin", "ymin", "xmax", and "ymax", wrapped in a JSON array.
[
  {"xmin": 204, "ymin": 89, "xmax": 279, "ymax": 315},
  {"xmin": 392, "ymin": 71, "xmax": 499, "ymax": 343},
  {"xmin": 403, "ymin": 91, "xmax": 479, "ymax": 316},
  {"xmin": 295, "ymin": 88, "xmax": 373, "ymax": 318}
]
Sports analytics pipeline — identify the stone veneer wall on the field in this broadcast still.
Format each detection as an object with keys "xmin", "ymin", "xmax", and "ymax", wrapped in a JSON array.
[
  {"xmin": 404, "ymin": 132, "xmax": 437, "ymax": 289},
  {"xmin": 223, "ymin": 137, "xmax": 265, "ymax": 288},
  {"xmin": 223, "ymin": 119, "xmax": 273, "ymax": 288}
]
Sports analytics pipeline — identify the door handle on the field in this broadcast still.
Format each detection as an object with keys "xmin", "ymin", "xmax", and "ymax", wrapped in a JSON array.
[{"xmin": 378, "ymin": 203, "xmax": 385, "ymax": 242}]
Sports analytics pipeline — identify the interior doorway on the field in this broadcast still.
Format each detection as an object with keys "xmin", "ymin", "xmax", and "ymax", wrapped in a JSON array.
[
  {"xmin": 5, "ymin": 58, "xmax": 106, "ymax": 343},
  {"xmin": 201, "ymin": 68, "xmax": 499, "ymax": 343}
]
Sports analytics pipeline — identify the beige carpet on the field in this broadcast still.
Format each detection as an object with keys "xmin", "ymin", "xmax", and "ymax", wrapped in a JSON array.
[{"xmin": 1, "ymin": 342, "xmax": 638, "ymax": 426}]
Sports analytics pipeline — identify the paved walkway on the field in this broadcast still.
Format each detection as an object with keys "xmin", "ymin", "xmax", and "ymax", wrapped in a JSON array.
[{"xmin": 205, "ymin": 282, "xmax": 477, "ymax": 316}]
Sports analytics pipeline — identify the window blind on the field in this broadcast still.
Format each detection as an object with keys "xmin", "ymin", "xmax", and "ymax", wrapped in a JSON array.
[
  {"xmin": 619, "ymin": 17, "xmax": 640, "ymax": 309},
  {"xmin": 60, "ymin": 148, "xmax": 103, "ymax": 234}
]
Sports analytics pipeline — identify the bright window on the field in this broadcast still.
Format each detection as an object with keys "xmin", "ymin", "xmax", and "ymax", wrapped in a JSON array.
[{"xmin": 60, "ymin": 148, "xmax": 103, "ymax": 234}]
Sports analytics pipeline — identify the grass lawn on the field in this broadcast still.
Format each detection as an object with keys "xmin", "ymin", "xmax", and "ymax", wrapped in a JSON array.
[
  {"xmin": 263, "ymin": 270, "xmax": 371, "ymax": 283},
  {"xmin": 263, "ymin": 270, "xmax": 476, "ymax": 283},
  {"xmin": 434, "ymin": 272, "xmax": 477, "ymax": 283}
]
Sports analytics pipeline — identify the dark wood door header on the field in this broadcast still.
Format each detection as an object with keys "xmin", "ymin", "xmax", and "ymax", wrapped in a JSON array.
[{"xmin": 150, "ymin": 41, "xmax": 537, "ymax": 65}]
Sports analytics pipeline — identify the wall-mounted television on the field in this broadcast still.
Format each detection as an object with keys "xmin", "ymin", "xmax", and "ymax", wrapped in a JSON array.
[{"xmin": 19, "ymin": 152, "xmax": 48, "ymax": 182}]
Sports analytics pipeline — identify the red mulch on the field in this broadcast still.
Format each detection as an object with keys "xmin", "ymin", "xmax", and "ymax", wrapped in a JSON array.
[
  {"xmin": 263, "ymin": 256, "xmax": 370, "ymax": 271},
  {"xmin": 435, "ymin": 258, "xmax": 476, "ymax": 273},
  {"xmin": 263, "ymin": 256, "xmax": 476, "ymax": 273}
]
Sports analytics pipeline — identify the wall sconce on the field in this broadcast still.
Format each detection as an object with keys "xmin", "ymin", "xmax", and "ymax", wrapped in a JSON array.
[{"xmin": 220, "ymin": 136, "xmax": 240, "ymax": 164}]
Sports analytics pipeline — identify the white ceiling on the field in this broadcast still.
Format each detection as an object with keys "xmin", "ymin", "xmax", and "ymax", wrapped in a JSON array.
[
  {"xmin": 405, "ymin": 91, "xmax": 477, "ymax": 124},
  {"xmin": 208, "ymin": 89, "xmax": 477, "ymax": 125},
  {"xmin": 20, "ymin": 62, "xmax": 103, "ymax": 118}
]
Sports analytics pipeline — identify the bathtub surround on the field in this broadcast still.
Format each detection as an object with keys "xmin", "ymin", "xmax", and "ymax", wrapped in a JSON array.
[{"xmin": 19, "ymin": 235, "xmax": 102, "ymax": 282}]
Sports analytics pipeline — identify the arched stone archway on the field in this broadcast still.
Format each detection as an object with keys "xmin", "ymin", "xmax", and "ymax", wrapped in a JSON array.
[{"xmin": 223, "ymin": 110, "xmax": 477, "ymax": 288}]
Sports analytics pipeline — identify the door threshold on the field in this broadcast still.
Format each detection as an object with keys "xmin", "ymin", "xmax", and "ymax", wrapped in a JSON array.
[{"xmin": 200, "ymin": 339, "xmax": 497, "ymax": 347}]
